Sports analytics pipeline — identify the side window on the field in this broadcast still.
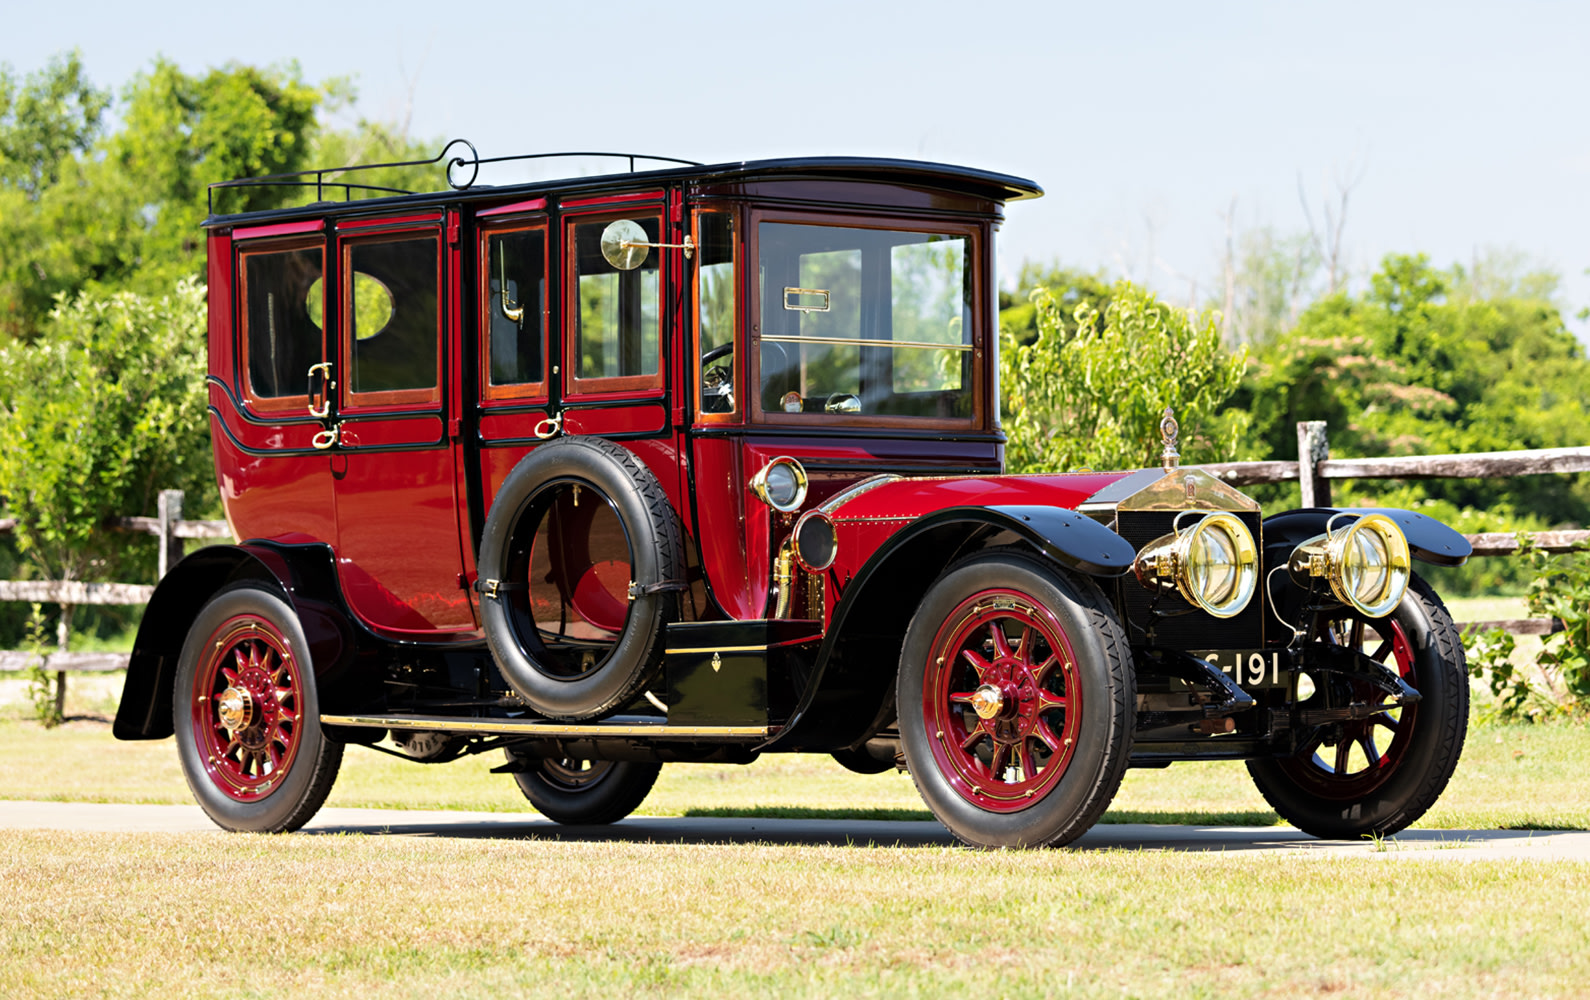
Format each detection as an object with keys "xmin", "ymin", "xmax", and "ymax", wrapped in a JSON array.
[
  {"xmin": 695, "ymin": 211, "xmax": 737, "ymax": 416},
  {"xmin": 482, "ymin": 225, "xmax": 547, "ymax": 399},
  {"xmin": 239, "ymin": 243, "xmax": 324, "ymax": 408},
  {"xmin": 341, "ymin": 234, "xmax": 441, "ymax": 406},
  {"xmin": 568, "ymin": 214, "xmax": 662, "ymax": 393}
]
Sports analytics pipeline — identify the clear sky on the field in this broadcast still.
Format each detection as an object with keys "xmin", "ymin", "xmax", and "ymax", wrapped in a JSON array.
[{"xmin": 7, "ymin": 0, "xmax": 1588, "ymax": 336}]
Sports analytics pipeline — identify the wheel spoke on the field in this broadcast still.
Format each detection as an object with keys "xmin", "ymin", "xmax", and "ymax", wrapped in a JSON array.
[
  {"xmin": 1359, "ymin": 735, "xmax": 1381, "ymax": 769},
  {"xmin": 1013, "ymin": 625, "xmax": 1034, "ymax": 664},
  {"xmin": 1016, "ymin": 741, "xmax": 1037, "ymax": 783},
  {"xmin": 987, "ymin": 742, "xmax": 1009, "ymax": 780},
  {"xmin": 1368, "ymin": 638, "xmax": 1391, "ymax": 663},
  {"xmin": 1333, "ymin": 740, "xmax": 1350, "ymax": 775},
  {"xmin": 959, "ymin": 727, "xmax": 985, "ymax": 753},
  {"xmin": 1375, "ymin": 713, "xmax": 1400, "ymax": 733},
  {"xmin": 1036, "ymin": 689, "xmax": 1068, "ymax": 713},
  {"xmin": 1035, "ymin": 719, "xmax": 1063, "ymax": 752},
  {"xmin": 959, "ymin": 648, "xmax": 992, "ymax": 680},
  {"xmin": 988, "ymin": 621, "xmax": 1013, "ymax": 660}
]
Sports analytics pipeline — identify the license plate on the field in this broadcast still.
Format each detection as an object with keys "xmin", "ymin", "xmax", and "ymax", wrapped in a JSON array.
[{"xmin": 1190, "ymin": 649, "xmax": 1286, "ymax": 690}]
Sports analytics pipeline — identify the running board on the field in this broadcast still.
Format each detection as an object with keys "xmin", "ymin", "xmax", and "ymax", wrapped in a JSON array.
[{"xmin": 319, "ymin": 712, "xmax": 770, "ymax": 739}]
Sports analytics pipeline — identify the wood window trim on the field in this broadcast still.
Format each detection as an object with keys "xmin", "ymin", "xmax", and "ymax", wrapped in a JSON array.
[
  {"xmin": 338, "ymin": 228, "xmax": 444, "ymax": 412},
  {"xmin": 235, "ymin": 236, "xmax": 326, "ymax": 416},
  {"xmin": 747, "ymin": 207, "xmax": 987, "ymax": 433},
  {"xmin": 563, "ymin": 209, "xmax": 667, "ymax": 398},
  {"xmin": 478, "ymin": 219, "xmax": 549, "ymax": 404}
]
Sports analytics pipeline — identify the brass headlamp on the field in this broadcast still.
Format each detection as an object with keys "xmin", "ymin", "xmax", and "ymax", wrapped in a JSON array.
[
  {"xmin": 1133, "ymin": 511, "xmax": 1259, "ymax": 619},
  {"xmin": 1287, "ymin": 513, "xmax": 1411, "ymax": 618}
]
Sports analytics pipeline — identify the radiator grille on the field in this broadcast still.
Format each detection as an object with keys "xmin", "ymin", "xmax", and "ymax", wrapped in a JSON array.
[{"xmin": 1112, "ymin": 509, "xmax": 1265, "ymax": 649}]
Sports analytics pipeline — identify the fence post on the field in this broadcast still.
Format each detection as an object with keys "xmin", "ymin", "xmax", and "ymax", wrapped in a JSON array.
[
  {"xmin": 157, "ymin": 489, "xmax": 184, "ymax": 580},
  {"xmin": 1297, "ymin": 421, "xmax": 1331, "ymax": 508}
]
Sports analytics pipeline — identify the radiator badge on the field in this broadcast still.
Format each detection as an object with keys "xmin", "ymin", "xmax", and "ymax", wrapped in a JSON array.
[{"xmin": 1160, "ymin": 407, "xmax": 1180, "ymax": 472}]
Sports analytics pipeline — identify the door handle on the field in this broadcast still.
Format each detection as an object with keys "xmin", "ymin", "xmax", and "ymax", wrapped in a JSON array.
[{"xmin": 307, "ymin": 362, "xmax": 335, "ymax": 419}]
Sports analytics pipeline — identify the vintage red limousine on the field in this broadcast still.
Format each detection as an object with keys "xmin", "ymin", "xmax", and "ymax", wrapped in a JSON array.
[{"xmin": 114, "ymin": 143, "xmax": 1472, "ymax": 848}]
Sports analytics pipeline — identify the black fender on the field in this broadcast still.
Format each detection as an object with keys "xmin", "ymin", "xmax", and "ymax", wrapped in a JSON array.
[
  {"xmin": 113, "ymin": 542, "xmax": 355, "ymax": 740},
  {"xmin": 1262, "ymin": 508, "xmax": 1472, "ymax": 568},
  {"xmin": 758, "ymin": 505, "xmax": 1135, "ymax": 752}
]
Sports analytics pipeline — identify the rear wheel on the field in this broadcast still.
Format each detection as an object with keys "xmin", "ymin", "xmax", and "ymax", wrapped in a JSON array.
[
  {"xmin": 504, "ymin": 747, "xmax": 661, "ymax": 825},
  {"xmin": 1248, "ymin": 574, "xmax": 1467, "ymax": 838},
  {"xmin": 174, "ymin": 583, "xmax": 342, "ymax": 833},
  {"xmin": 898, "ymin": 550, "xmax": 1134, "ymax": 848}
]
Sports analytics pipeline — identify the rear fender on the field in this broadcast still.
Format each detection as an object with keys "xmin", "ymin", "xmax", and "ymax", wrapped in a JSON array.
[
  {"xmin": 113, "ymin": 543, "xmax": 354, "ymax": 740},
  {"xmin": 759, "ymin": 505, "xmax": 1135, "ymax": 752}
]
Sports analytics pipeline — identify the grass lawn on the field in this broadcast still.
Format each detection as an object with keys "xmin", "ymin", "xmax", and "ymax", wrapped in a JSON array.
[
  {"xmin": 4, "ymin": 620, "xmax": 1589, "ymax": 998},
  {"xmin": 2, "ymin": 830, "xmax": 1588, "ymax": 998}
]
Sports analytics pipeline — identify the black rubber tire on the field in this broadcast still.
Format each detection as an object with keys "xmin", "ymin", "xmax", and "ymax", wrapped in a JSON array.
[
  {"xmin": 1247, "ymin": 575, "xmax": 1468, "ymax": 839},
  {"xmin": 897, "ymin": 549, "xmax": 1134, "ymax": 848},
  {"xmin": 504, "ymin": 748, "xmax": 662, "ymax": 824},
  {"xmin": 173, "ymin": 583, "xmax": 343, "ymax": 833},
  {"xmin": 478, "ymin": 436, "xmax": 683, "ymax": 720}
]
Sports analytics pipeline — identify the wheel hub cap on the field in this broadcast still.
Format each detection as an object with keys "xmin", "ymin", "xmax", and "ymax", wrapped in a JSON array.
[
  {"xmin": 970, "ymin": 683, "xmax": 1004, "ymax": 720},
  {"xmin": 216, "ymin": 686, "xmax": 254, "ymax": 732}
]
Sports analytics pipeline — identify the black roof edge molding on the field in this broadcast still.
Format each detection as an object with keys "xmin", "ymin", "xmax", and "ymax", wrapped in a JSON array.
[{"xmin": 203, "ymin": 140, "xmax": 1043, "ymax": 229}]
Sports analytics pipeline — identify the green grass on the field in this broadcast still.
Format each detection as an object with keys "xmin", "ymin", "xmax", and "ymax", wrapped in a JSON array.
[
  {"xmin": 2, "ymin": 830, "xmax": 1587, "ymax": 998},
  {"xmin": 3, "ymin": 701, "xmax": 1588, "ymax": 830}
]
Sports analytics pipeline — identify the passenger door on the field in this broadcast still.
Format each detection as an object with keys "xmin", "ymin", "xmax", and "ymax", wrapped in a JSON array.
[{"xmin": 327, "ymin": 212, "xmax": 474, "ymax": 635}]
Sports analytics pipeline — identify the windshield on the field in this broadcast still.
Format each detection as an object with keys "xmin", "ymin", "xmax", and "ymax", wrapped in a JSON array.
[{"xmin": 757, "ymin": 221, "xmax": 975, "ymax": 421}]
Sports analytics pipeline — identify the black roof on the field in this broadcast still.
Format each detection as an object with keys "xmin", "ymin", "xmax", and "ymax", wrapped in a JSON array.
[{"xmin": 202, "ymin": 146, "xmax": 1043, "ymax": 230}]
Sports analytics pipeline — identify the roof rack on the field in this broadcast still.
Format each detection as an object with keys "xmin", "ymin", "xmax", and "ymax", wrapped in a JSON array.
[{"xmin": 206, "ymin": 139, "xmax": 703, "ymax": 215}]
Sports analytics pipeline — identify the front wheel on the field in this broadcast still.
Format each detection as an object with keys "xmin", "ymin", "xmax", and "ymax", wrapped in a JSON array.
[
  {"xmin": 1247, "ymin": 574, "xmax": 1468, "ymax": 838},
  {"xmin": 898, "ymin": 550, "xmax": 1134, "ymax": 848},
  {"xmin": 504, "ymin": 747, "xmax": 661, "ymax": 824},
  {"xmin": 173, "ymin": 583, "xmax": 342, "ymax": 833}
]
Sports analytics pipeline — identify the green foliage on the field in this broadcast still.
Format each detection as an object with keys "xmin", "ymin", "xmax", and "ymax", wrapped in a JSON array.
[
  {"xmin": 1467, "ymin": 537, "xmax": 1590, "ymax": 721},
  {"xmin": 0, "ymin": 279, "xmax": 210, "ymax": 585},
  {"xmin": 998, "ymin": 260, "xmax": 1113, "ymax": 346},
  {"xmin": 0, "ymin": 56, "xmax": 327, "ymax": 340},
  {"xmin": 1001, "ymin": 281, "xmax": 1249, "ymax": 473},
  {"xmin": 21, "ymin": 604, "xmax": 61, "ymax": 728},
  {"xmin": 0, "ymin": 50, "xmax": 109, "ymax": 199},
  {"xmin": 1232, "ymin": 252, "xmax": 1590, "ymax": 528}
]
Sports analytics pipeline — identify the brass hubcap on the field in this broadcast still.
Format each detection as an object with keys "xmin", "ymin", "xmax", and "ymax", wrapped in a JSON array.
[
  {"xmin": 970, "ymin": 683, "xmax": 1004, "ymax": 720},
  {"xmin": 217, "ymin": 686, "xmax": 254, "ymax": 733}
]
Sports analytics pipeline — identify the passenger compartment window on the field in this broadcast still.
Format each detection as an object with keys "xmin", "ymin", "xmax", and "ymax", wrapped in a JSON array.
[
  {"xmin": 757, "ymin": 222, "xmax": 974, "ymax": 421},
  {"xmin": 342, "ymin": 235, "xmax": 441, "ymax": 405},
  {"xmin": 240, "ymin": 244, "xmax": 324, "ymax": 406},
  {"xmin": 483, "ymin": 226, "xmax": 547, "ymax": 397},
  {"xmin": 569, "ymin": 215, "xmax": 661, "ymax": 392},
  {"xmin": 695, "ymin": 211, "xmax": 737, "ymax": 416}
]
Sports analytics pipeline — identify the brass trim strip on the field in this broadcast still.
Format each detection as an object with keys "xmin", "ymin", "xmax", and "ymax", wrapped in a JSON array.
[
  {"xmin": 761, "ymin": 334, "xmax": 973, "ymax": 352},
  {"xmin": 664, "ymin": 644, "xmax": 772, "ymax": 655},
  {"xmin": 817, "ymin": 474, "xmax": 902, "ymax": 516},
  {"xmin": 320, "ymin": 713, "xmax": 769, "ymax": 738}
]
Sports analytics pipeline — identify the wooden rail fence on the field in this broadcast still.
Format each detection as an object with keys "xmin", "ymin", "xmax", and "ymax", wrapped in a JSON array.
[{"xmin": 2, "ymin": 426, "xmax": 1587, "ymax": 705}]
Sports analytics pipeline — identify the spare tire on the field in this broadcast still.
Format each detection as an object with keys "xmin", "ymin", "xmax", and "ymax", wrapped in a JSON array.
[{"xmin": 477, "ymin": 436, "xmax": 683, "ymax": 720}]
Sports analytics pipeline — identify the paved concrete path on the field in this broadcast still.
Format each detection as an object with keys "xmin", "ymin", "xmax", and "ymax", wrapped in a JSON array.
[{"xmin": 3, "ymin": 800, "xmax": 1588, "ymax": 860}]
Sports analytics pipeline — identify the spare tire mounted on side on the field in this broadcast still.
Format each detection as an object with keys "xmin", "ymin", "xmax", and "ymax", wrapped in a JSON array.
[{"xmin": 477, "ymin": 436, "xmax": 683, "ymax": 720}]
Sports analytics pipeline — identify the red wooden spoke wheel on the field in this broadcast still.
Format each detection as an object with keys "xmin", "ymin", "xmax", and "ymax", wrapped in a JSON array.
[
  {"xmin": 174, "ymin": 584, "xmax": 341, "ymax": 833},
  {"xmin": 1279, "ymin": 617, "xmax": 1417, "ymax": 800},
  {"xmin": 898, "ymin": 550, "xmax": 1132, "ymax": 849},
  {"xmin": 1247, "ymin": 574, "xmax": 1468, "ymax": 839},
  {"xmin": 189, "ymin": 613, "xmax": 304, "ymax": 802},
  {"xmin": 923, "ymin": 590, "xmax": 1083, "ymax": 813}
]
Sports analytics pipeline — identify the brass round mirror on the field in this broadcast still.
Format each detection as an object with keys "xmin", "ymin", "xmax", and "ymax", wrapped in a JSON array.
[{"xmin": 600, "ymin": 219, "xmax": 651, "ymax": 270}]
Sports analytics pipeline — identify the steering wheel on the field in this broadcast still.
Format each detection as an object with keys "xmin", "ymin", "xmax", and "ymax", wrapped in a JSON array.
[{"xmin": 700, "ymin": 341, "xmax": 734, "ymax": 413}]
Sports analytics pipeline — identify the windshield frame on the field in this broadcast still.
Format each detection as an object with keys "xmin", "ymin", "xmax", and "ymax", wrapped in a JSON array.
[{"xmin": 748, "ymin": 207, "xmax": 989, "ymax": 432}]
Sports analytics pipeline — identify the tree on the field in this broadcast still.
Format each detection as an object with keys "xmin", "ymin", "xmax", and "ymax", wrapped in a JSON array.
[
  {"xmin": 1001, "ymin": 281, "xmax": 1249, "ymax": 474},
  {"xmin": 0, "ymin": 57, "xmax": 326, "ymax": 340},
  {"xmin": 0, "ymin": 279, "xmax": 210, "ymax": 647}
]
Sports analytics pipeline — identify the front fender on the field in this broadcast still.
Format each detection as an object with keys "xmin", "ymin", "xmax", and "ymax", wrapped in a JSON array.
[
  {"xmin": 1263, "ymin": 507, "xmax": 1472, "ymax": 567},
  {"xmin": 758, "ymin": 504, "xmax": 1134, "ymax": 752}
]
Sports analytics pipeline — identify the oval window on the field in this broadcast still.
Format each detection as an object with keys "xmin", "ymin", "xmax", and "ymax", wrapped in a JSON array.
[{"xmin": 303, "ymin": 273, "xmax": 395, "ymax": 340}]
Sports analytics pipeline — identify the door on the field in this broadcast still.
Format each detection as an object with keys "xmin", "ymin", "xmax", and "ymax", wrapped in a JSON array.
[{"xmin": 326, "ymin": 213, "xmax": 473, "ymax": 634}]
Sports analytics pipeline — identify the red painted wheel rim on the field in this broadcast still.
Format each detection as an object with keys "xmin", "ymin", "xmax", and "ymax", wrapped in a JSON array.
[
  {"xmin": 922, "ymin": 589, "xmax": 1083, "ymax": 813},
  {"xmin": 1281, "ymin": 617, "xmax": 1418, "ymax": 800},
  {"xmin": 189, "ymin": 613, "xmax": 304, "ymax": 802}
]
